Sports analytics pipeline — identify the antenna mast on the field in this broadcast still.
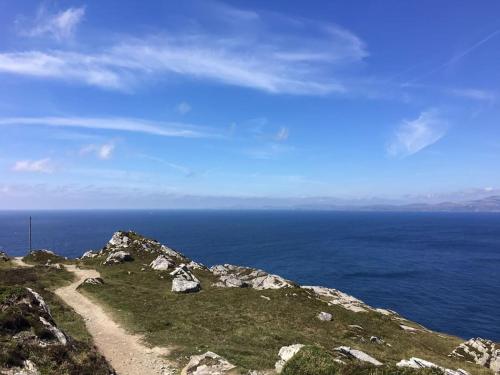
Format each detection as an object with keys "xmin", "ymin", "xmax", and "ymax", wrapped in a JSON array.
[{"xmin": 29, "ymin": 216, "xmax": 32, "ymax": 252}]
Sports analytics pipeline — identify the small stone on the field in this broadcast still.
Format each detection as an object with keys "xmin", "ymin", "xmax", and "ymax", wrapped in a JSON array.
[
  {"xmin": 317, "ymin": 312, "xmax": 333, "ymax": 321},
  {"xmin": 275, "ymin": 344, "xmax": 304, "ymax": 373}
]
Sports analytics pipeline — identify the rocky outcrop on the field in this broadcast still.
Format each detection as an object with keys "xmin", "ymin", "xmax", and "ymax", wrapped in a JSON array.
[
  {"xmin": 302, "ymin": 286, "xmax": 371, "ymax": 313},
  {"xmin": 170, "ymin": 264, "xmax": 201, "ymax": 293},
  {"xmin": 275, "ymin": 344, "xmax": 304, "ymax": 373},
  {"xmin": 211, "ymin": 264, "xmax": 295, "ymax": 290},
  {"xmin": 334, "ymin": 346, "xmax": 382, "ymax": 366},
  {"xmin": 397, "ymin": 357, "xmax": 470, "ymax": 375},
  {"xmin": 450, "ymin": 338, "xmax": 500, "ymax": 374},
  {"xmin": 317, "ymin": 312, "xmax": 332, "ymax": 321},
  {"xmin": 181, "ymin": 351, "xmax": 236, "ymax": 375},
  {"xmin": 150, "ymin": 255, "xmax": 174, "ymax": 271},
  {"xmin": 103, "ymin": 251, "xmax": 133, "ymax": 265}
]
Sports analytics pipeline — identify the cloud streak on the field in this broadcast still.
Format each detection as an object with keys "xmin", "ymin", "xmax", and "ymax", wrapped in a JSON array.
[
  {"xmin": 0, "ymin": 4, "xmax": 367, "ymax": 95},
  {"xmin": 0, "ymin": 116, "xmax": 217, "ymax": 138},
  {"xmin": 12, "ymin": 158, "xmax": 54, "ymax": 173},
  {"xmin": 21, "ymin": 6, "xmax": 85, "ymax": 41},
  {"xmin": 387, "ymin": 110, "xmax": 447, "ymax": 157}
]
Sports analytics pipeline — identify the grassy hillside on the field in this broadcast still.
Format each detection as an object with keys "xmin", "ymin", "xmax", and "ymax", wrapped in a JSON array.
[{"xmin": 78, "ymin": 231, "xmax": 493, "ymax": 374}]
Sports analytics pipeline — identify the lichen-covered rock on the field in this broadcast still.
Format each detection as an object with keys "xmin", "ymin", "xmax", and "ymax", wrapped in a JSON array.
[
  {"xmin": 397, "ymin": 357, "xmax": 470, "ymax": 375},
  {"xmin": 450, "ymin": 338, "xmax": 500, "ymax": 374},
  {"xmin": 334, "ymin": 346, "xmax": 382, "ymax": 366},
  {"xmin": 150, "ymin": 255, "xmax": 174, "ymax": 271},
  {"xmin": 275, "ymin": 344, "xmax": 304, "ymax": 373},
  {"xmin": 103, "ymin": 251, "xmax": 133, "ymax": 265},
  {"xmin": 317, "ymin": 312, "xmax": 332, "ymax": 321},
  {"xmin": 181, "ymin": 351, "xmax": 236, "ymax": 375},
  {"xmin": 210, "ymin": 264, "xmax": 294, "ymax": 290},
  {"xmin": 302, "ymin": 286, "xmax": 370, "ymax": 313},
  {"xmin": 170, "ymin": 264, "xmax": 201, "ymax": 293}
]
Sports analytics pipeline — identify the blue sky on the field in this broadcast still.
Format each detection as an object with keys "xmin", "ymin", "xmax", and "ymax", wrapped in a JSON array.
[{"xmin": 1, "ymin": 0, "xmax": 500, "ymax": 208}]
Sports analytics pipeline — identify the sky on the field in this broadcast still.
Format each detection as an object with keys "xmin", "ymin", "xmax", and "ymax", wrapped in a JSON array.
[{"xmin": 1, "ymin": 0, "xmax": 500, "ymax": 209}]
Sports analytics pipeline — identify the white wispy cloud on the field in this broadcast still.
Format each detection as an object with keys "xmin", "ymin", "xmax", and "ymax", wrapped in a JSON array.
[
  {"xmin": 12, "ymin": 158, "xmax": 54, "ymax": 173},
  {"xmin": 22, "ymin": 6, "xmax": 85, "ymax": 41},
  {"xmin": 387, "ymin": 110, "xmax": 447, "ymax": 157},
  {"xmin": 80, "ymin": 142, "xmax": 115, "ymax": 159},
  {"xmin": 275, "ymin": 127, "xmax": 289, "ymax": 141},
  {"xmin": 448, "ymin": 88, "xmax": 496, "ymax": 102},
  {"xmin": 0, "ymin": 116, "xmax": 217, "ymax": 138},
  {"xmin": 0, "ymin": 5, "xmax": 367, "ymax": 95},
  {"xmin": 176, "ymin": 101, "xmax": 192, "ymax": 115}
]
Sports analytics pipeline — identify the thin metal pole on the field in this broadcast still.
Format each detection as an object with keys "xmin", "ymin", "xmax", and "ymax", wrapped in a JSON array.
[{"xmin": 29, "ymin": 216, "xmax": 32, "ymax": 252}]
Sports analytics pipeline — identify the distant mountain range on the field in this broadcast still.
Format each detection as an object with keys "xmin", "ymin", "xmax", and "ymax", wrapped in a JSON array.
[{"xmin": 361, "ymin": 196, "xmax": 500, "ymax": 212}]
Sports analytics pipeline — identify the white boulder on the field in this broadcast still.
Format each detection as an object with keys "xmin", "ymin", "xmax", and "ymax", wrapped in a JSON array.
[
  {"xmin": 81, "ymin": 277, "xmax": 105, "ymax": 285},
  {"xmin": 317, "ymin": 312, "xmax": 333, "ymax": 321},
  {"xmin": 334, "ymin": 346, "xmax": 382, "ymax": 366},
  {"xmin": 181, "ymin": 351, "xmax": 236, "ymax": 375},
  {"xmin": 170, "ymin": 264, "xmax": 201, "ymax": 293},
  {"xmin": 150, "ymin": 255, "xmax": 174, "ymax": 271},
  {"xmin": 275, "ymin": 344, "xmax": 304, "ymax": 373},
  {"xmin": 81, "ymin": 250, "xmax": 98, "ymax": 259}
]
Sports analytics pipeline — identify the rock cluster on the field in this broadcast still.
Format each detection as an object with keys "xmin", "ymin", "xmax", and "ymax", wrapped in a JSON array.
[
  {"xmin": 181, "ymin": 351, "xmax": 236, "ymax": 375},
  {"xmin": 210, "ymin": 264, "xmax": 295, "ymax": 290},
  {"xmin": 170, "ymin": 264, "xmax": 201, "ymax": 293},
  {"xmin": 450, "ymin": 338, "xmax": 500, "ymax": 374},
  {"xmin": 334, "ymin": 346, "xmax": 382, "ymax": 366},
  {"xmin": 302, "ymin": 285, "xmax": 371, "ymax": 313},
  {"xmin": 275, "ymin": 344, "xmax": 304, "ymax": 373},
  {"xmin": 396, "ymin": 357, "xmax": 470, "ymax": 375}
]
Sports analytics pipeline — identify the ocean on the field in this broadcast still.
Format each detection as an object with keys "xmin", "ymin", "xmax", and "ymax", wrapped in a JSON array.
[{"xmin": 1, "ymin": 210, "xmax": 499, "ymax": 341}]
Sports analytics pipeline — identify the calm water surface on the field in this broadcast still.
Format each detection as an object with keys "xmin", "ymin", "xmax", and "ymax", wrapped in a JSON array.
[{"xmin": 1, "ymin": 210, "xmax": 499, "ymax": 341}]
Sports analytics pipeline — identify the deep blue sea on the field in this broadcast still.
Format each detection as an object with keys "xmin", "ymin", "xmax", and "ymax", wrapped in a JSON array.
[{"xmin": 1, "ymin": 210, "xmax": 499, "ymax": 341}]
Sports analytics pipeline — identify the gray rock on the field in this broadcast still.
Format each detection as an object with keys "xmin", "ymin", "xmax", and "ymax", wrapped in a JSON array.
[
  {"xmin": 181, "ymin": 351, "xmax": 236, "ymax": 375},
  {"xmin": 213, "ymin": 274, "xmax": 249, "ymax": 288},
  {"xmin": 450, "ymin": 338, "xmax": 500, "ymax": 374},
  {"xmin": 103, "ymin": 251, "xmax": 133, "ymax": 265},
  {"xmin": 334, "ymin": 346, "xmax": 382, "ymax": 366},
  {"xmin": 317, "ymin": 312, "xmax": 333, "ymax": 321},
  {"xmin": 275, "ymin": 344, "xmax": 304, "ymax": 373}
]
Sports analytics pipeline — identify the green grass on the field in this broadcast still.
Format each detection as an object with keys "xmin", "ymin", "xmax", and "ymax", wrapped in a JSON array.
[
  {"xmin": 22, "ymin": 251, "xmax": 70, "ymax": 266},
  {"xmin": 79, "ymin": 255, "xmax": 492, "ymax": 374},
  {"xmin": 282, "ymin": 346, "xmax": 444, "ymax": 375}
]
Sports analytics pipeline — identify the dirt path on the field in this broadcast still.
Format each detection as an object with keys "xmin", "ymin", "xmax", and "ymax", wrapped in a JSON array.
[{"xmin": 14, "ymin": 258, "xmax": 176, "ymax": 375}]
